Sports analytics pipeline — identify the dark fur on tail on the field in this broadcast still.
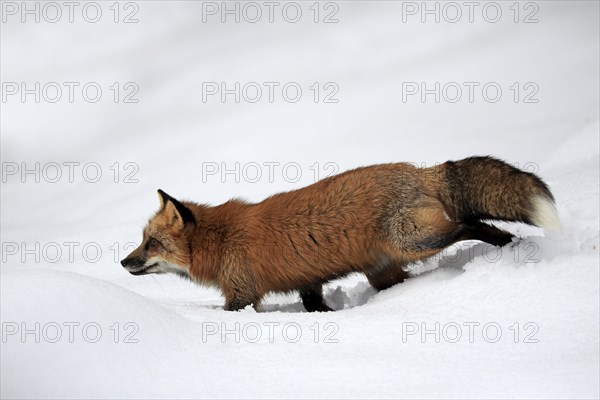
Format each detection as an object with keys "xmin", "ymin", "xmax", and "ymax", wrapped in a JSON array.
[{"xmin": 438, "ymin": 156, "xmax": 555, "ymax": 226}]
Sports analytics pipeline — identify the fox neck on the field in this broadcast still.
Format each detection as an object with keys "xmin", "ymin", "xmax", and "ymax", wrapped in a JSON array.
[{"xmin": 184, "ymin": 202, "xmax": 236, "ymax": 286}]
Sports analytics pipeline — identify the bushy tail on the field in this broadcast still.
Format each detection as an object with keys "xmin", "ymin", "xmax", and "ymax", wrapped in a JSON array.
[{"xmin": 437, "ymin": 156, "xmax": 560, "ymax": 231}]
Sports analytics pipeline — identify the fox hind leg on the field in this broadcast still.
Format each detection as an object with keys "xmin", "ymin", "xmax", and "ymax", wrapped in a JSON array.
[
  {"xmin": 366, "ymin": 262, "xmax": 410, "ymax": 291},
  {"xmin": 367, "ymin": 217, "xmax": 516, "ymax": 294},
  {"xmin": 366, "ymin": 221, "xmax": 515, "ymax": 293},
  {"xmin": 459, "ymin": 221, "xmax": 515, "ymax": 247},
  {"xmin": 416, "ymin": 220, "xmax": 516, "ymax": 250}
]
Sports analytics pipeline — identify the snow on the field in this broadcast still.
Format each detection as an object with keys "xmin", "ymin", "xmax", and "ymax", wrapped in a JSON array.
[{"xmin": 1, "ymin": 1, "xmax": 599, "ymax": 398}]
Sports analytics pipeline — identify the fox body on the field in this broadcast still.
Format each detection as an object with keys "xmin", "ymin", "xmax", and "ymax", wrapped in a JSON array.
[{"xmin": 121, "ymin": 157, "xmax": 559, "ymax": 311}]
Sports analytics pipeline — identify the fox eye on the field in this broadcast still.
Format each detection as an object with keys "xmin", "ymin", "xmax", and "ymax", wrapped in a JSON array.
[{"xmin": 146, "ymin": 237, "xmax": 161, "ymax": 250}]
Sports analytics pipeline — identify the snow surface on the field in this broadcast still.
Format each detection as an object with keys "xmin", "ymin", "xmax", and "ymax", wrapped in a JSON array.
[{"xmin": 1, "ymin": 1, "xmax": 599, "ymax": 399}]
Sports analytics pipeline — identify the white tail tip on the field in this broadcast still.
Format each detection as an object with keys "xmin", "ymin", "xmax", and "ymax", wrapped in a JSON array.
[{"xmin": 531, "ymin": 195, "xmax": 561, "ymax": 231}]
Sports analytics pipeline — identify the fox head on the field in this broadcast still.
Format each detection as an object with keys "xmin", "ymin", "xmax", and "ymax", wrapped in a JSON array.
[{"xmin": 121, "ymin": 189, "xmax": 195, "ymax": 278}]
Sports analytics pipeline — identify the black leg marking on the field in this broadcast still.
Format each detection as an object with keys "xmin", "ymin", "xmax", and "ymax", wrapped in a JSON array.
[
  {"xmin": 420, "ymin": 222, "xmax": 515, "ymax": 251},
  {"xmin": 460, "ymin": 222, "xmax": 515, "ymax": 247},
  {"xmin": 300, "ymin": 283, "xmax": 333, "ymax": 312},
  {"xmin": 366, "ymin": 262, "xmax": 409, "ymax": 291}
]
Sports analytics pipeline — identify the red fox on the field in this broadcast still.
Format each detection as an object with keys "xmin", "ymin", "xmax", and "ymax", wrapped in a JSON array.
[{"xmin": 121, "ymin": 157, "xmax": 560, "ymax": 312}]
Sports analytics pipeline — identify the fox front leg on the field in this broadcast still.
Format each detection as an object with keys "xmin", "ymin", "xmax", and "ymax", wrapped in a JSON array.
[
  {"xmin": 224, "ymin": 297, "xmax": 253, "ymax": 311},
  {"xmin": 299, "ymin": 283, "xmax": 333, "ymax": 312},
  {"xmin": 221, "ymin": 260, "xmax": 261, "ymax": 311},
  {"xmin": 223, "ymin": 286, "xmax": 260, "ymax": 312}
]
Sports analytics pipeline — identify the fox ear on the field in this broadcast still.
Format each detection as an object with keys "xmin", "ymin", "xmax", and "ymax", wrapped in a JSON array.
[
  {"xmin": 157, "ymin": 189, "xmax": 196, "ymax": 227},
  {"xmin": 157, "ymin": 189, "xmax": 170, "ymax": 209}
]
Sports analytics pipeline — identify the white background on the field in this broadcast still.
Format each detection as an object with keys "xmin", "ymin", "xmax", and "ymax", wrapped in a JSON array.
[{"xmin": 1, "ymin": 1, "xmax": 599, "ymax": 398}]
